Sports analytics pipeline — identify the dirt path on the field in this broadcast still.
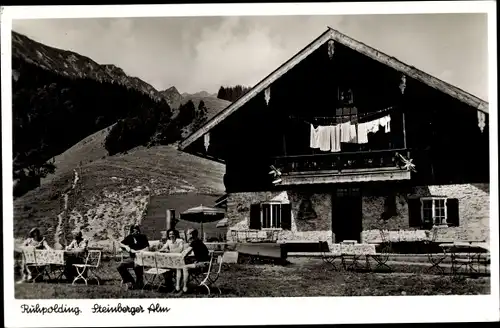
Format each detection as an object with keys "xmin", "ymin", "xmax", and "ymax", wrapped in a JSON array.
[{"xmin": 53, "ymin": 169, "xmax": 79, "ymax": 248}]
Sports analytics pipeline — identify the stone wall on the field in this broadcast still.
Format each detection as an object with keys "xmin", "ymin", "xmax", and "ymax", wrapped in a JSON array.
[
  {"xmin": 226, "ymin": 190, "xmax": 333, "ymax": 243},
  {"xmin": 227, "ymin": 183, "xmax": 490, "ymax": 245},
  {"xmin": 361, "ymin": 183, "xmax": 490, "ymax": 243}
]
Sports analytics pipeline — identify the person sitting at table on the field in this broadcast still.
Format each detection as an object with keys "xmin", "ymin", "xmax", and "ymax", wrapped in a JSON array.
[
  {"xmin": 159, "ymin": 229, "xmax": 185, "ymax": 253},
  {"xmin": 117, "ymin": 224, "xmax": 150, "ymax": 290},
  {"xmin": 149, "ymin": 231, "xmax": 168, "ymax": 252},
  {"xmin": 66, "ymin": 230, "xmax": 88, "ymax": 250},
  {"xmin": 23, "ymin": 228, "xmax": 52, "ymax": 249},
  {"xmin": 17, "ymin": 228, "xmax": 52, "ymax": 284},
  {"xmin": 64, "ymin": 230, "xmax": 88, "ymax": 282},
  {"xmin": 179, "ymin": 228, "xmax": 210, "ymax": 293},
  {"xmin": 159, "ymin": 229, "xmax": 185, "ymax": 292}
]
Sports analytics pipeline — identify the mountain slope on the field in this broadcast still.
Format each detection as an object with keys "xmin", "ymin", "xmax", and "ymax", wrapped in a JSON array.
[
  {"xmin": 12, "ymin": 31, "xmax": 172, "ymax": 197},
  {"xmin": 14, "ymin": 142, "xmax": 225, "ymax": 248},
  {"xmin": 160, "ymin": 86, "xmax": 183, "ymax": 109},
  {"xmin": 12, "ymin": 31, "xmax": 163, "ymax": 100},
  {"xmin": 181, "ymin": 94, "xmax": 231, "ymax": 121},
  {"xmin": 40, "ymin": 124, "xmax": 114, "ymax": 186}
]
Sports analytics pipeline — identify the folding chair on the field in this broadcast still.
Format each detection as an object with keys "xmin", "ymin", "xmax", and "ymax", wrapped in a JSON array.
[
  {"xmin": 117, "ymin": 251, "xmax": 137, "ymax": 286},
  {"xmin": 369, "ymin": 230, "xmax": 393, "ymax": 272},
  {"xmin": 319, "ymin": 241, "xmax": 340, "ymax": 270},
  {"xmin": 424, "ymin": 228, "xmax": 447, "ymax": 275},
  {"xmin": 188, "ymin": 251, "xmax": 224, "ymax": 295},
  {"xmin": 22, "ymin": 248, "xmax": 49, "ymax": 282},
  {"xmin": 72, "ymin": 250, "xmax": 102, "ymax": 285},
  {"xmin": 139, "ymin": 252, "xmax": 169, "ymax": 291}
]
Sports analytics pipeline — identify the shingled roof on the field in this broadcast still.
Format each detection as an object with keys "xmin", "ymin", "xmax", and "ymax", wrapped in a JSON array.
[{"xmin": 179, "ymin": 27, "xmax": 488, "ymax": 151}]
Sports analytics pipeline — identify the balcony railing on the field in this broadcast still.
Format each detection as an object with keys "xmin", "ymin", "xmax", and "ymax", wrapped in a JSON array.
[{"xmin": 272, "ymin": 148, "xmax": 409, "ymax": 174}]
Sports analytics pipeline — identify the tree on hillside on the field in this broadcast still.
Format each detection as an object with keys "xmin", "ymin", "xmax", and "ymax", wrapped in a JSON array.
[
  {"xmin": 193, "ymin": 100, "xmax": 208, "ymax": 130},
  {"xmin": 177, "ymin": 100, "xmax": 197, "ymax": 128},
  {"xmin": 217, "ymin": 85, "xmax": 251, "ymax": 102}
]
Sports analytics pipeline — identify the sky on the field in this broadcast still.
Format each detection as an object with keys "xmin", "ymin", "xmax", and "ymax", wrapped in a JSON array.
[{"xmin": 12, "ymin": 13, "xmax": 489, "ymax": 100}]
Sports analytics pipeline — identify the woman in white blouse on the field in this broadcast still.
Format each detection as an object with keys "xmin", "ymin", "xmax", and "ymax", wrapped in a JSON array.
[
  {"xmin": 17, "ymin": 228, "xmax": 52, "ymax": 284},
  {"xmin": 159, "ymin": 229, "xmax": 185, "ymax": 292},
  {"xmin": 159, "ymin": 229, "xmax": 185, "ymax": 253}
]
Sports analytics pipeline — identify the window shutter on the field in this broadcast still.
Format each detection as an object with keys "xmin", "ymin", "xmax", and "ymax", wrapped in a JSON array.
[
  {"xmin": 280, "ymin": 203, "xmax": 292, "ymax": 230},
  {"xmin": 249, "ymin": 204, "xmax": 261, "ymax": 230},
  {"xmin": 408, "ymin": 198, "xmax": 422, "ymax": 228},
  {"xmin": 446, "ymin": 198, "xmax": 460, "ymax": 227}
]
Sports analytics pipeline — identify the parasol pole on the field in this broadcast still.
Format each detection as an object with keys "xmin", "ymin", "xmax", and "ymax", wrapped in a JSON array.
[{"xmin": 200, "ymin": 204, "xmax": 204, "ymax": 241}]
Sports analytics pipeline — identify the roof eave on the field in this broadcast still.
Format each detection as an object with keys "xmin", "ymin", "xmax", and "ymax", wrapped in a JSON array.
[
  {"xmin": 178, "ymin": 28, "xmax": 335, "ymax": 151},
  {"xmin": 326, "ymin": 27, "xmax": 489, "ymax": 114},
  {"xmin": 179, "ymin": 27, "xmax": 489, "ymax": 152}
]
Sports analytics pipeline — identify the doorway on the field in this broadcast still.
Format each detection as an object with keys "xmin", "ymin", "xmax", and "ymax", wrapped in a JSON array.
[{"xmin": 332, "ymin": 187, "xmax": 363, "ymax": 243}]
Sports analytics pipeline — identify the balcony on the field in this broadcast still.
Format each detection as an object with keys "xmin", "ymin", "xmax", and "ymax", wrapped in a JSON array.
[{"xmin": 271, "ymin": 149, "xmax": 412, "ymax": 185}]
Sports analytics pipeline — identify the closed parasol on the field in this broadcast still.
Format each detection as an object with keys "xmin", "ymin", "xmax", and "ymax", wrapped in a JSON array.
[
  {"xmin": 180, "ymin": 205, "xmax": 226, "ymax": 240},
  {"xmin": 216, "ymin": 218, "xmax": 228, "ymax": 228}
]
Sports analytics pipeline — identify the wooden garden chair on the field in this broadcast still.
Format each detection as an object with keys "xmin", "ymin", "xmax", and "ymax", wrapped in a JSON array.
[
  {"xmin": 187, "ymin": 251, "xmax": 224, "ymax": 295},
  {"xmin": 22, "ymin": 248, "xmax": 49, "ymax": 282},
  {"xmin": 137, "ymin": 252, "xmax": 169, "ymax": 291},
  {"xmin": 72, "ymin": 250, "xmax": 102, "ymax": 285},
  {"xmin": 424, "ymin": 228, "xmax": 448, "ymax": 275},
  {"xmin": 369, "ymin": 229, "xmax": 393, "ymax": 272},
  {"xmin": 319, "ymin": 241, "xmax": 340, "ymax": 270}
]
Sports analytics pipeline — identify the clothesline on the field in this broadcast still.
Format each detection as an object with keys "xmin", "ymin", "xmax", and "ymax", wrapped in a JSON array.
[{"xmin": 289, "ymin": 106, "xmax": 396, "ymax": 126}]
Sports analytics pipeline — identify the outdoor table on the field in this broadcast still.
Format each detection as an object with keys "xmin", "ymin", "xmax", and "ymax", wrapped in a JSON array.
[
  {"xmin": 440, "ymin": 242, "xmax": 490, "ymax": 276},
  {"xmin": 321, "ymin": 243, "xmax": 381, "ymax": 271},
  {"xmin": 135, "ymin": 251, "xmax": 188, "ymax": 291},
  {"xmin": 20, "ymin": 248, "xmax": 86, "ymax": 282},
  {"xmin": 338, "ymin": 244, "xmax": 378, "ymax": 271}
]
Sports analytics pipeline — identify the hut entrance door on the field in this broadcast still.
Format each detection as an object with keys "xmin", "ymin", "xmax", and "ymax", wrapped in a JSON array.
[{"xmin": 332, "ymin": 187, "xmax": 362, "ymax": 243}]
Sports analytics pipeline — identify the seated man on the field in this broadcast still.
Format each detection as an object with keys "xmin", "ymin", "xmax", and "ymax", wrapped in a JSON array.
[
  {"xmin": 117, "ymin": 224, "xmax": 150, "ymax": 290},
  {"xmin": 180, "ymin": 228, "xmax": 210, "ymax": 293},
  {"xmin": 149, "ymin": 231, "xmax": 168, "ymax": 252},
  {"xmin": 64, "ymin": 230, "xmax": 88, "ymax": 282}
]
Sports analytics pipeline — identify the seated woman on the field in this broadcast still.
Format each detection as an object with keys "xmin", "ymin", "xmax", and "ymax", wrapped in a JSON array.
[
  {"xmin": 17, "ymin": 228, "xmax": 52, "ymax": 283},
  {"xmin": 179, "ymin": 228, "xmax": 210, "ymax": 294},
  {"xmin": 159, "ymin": 229, "xmax": 185, "ymax": 292},
  {"xmin": 159, "ymin": 229, "xmax": 185, "ymax": 253},
  {"xmin": 64, "ymin": 230, "xmax": 88, "ymax": 282}
]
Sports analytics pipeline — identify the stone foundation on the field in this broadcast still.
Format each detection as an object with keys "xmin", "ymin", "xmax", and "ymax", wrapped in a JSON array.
[
  {"xmin": 226, "ymin": 183, "xmax": 490, "ymax": 245},
  {"xmin": 361, "ymin": 183, "xmax": 490, "ymax": 243},
  {"xmin": 226, "ymin": 190, "xmax": 334, "ymax": 243}
]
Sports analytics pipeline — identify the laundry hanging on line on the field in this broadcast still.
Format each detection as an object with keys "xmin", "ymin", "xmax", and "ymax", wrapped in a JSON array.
[
  {"xmin": 357, "ymin": 115, "xmax": 391, "ymax": 144},
  {"xmin": 308, "ymin": 114, "xmax": 392, "ymax": 150},
  {"xmin": 309, "ymin": 122, "xmax": 356, "ymax": 152}
]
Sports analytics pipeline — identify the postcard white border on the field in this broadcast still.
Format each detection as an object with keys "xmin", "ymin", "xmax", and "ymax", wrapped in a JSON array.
[{"xmin": 2, "ymin": 2, "xmax": 498, "ymax": 327}]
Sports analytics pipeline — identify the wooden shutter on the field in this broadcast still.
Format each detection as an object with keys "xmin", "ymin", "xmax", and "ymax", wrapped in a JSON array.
[
  {"xmin": 408, "ymin": 198, "xmax": 422, "ymax": 228},
  {"xmin": 281, "ymin": 203, "xmax": 292, "ymax": 230},
  {"xmin": 249, "ymin": 204, "xmax": 261, "ymax": 230},
  {"xmin": 446, "ymin": 198, "xmax": 460, "ymax": 227}
]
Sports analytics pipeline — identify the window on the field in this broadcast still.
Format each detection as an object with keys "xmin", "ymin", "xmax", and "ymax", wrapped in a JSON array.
[
  {"xmin": 408, "ymin": 197, "xmax": 459, "ymax": 228},
  {"xmin": 262, "ymin": 203, "xmax": 281, "ymax": 229},
  {"xmin": 335, "ymin": 105, "xmax": 358, "ymax": 124},
  {"xmin": 249, "ymin": 202, "xmax": 292, "ymax": 230},
  {"xmin": 421, "ymin": 197, "xmax": 447, "ymax": 225}
]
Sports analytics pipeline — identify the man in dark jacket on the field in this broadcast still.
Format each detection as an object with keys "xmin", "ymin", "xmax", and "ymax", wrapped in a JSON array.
[
  {"xmin": 117, "ymin": 224, "xmax": 150, "ymax": 290},
  {"xmin": 179, "ymin": 228, "xmax": 211, "ymax": 293}
]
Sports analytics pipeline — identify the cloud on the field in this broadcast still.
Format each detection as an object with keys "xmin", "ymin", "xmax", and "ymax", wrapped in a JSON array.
[
  {"xmin": 190, "ymin": 17, "xmax": 288, "ymax": 91},
  {"xmin": 11, "ymin": 14, "xmax": 488, "ymax": 100}
]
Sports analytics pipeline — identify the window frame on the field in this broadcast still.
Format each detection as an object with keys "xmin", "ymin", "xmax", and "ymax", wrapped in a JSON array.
[
  {"xmin": 420, "ymin": 197, "xmax": 448, "ymax": 226},
  {"xmin": 260, "ymin": 201, "xmax": 286, "ymax": 230}
]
